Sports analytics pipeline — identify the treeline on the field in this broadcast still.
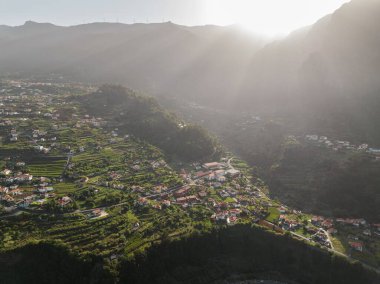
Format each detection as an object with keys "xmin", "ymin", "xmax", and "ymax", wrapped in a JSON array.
[
  {"xmin": 119, "ymin": 225, "xmax": 379, "ymax": 284},
  {"xmin": 80, "ymin": 85, "xmax": 221, "ymax": 162},
  {"xmin": 1, "ymin": 225, "xmax": 378, "ymax": 284},
  {"xmin": 0, "ymin": 241, "xmax": 114, "ymax": 284}
]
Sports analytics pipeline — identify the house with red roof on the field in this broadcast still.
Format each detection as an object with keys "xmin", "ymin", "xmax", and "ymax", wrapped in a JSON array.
[
  {"xmin": 202, "ymin": 162, "xmax": 222, "ymax": 170},
  {"xmin": 349, "ymin": 241, "xmax": 363, "ymax": 252}
]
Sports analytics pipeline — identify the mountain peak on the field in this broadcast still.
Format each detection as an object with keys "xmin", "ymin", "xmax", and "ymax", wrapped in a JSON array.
[
  {"xmin": 24, "ymin": 20, "xmax": 41, "ymax": 26},
  {"xmin": 22, "ymin": 21, "xmax": 57, "ymax": 28}
]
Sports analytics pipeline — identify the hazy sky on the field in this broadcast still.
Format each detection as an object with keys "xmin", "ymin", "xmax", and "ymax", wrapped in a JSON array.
[{"xmin": 0, "ymin": 0, "xmax": 351, "ymax": 36}]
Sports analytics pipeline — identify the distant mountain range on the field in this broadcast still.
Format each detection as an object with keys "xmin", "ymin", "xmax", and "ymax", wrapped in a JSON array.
[
  {"xmin": 1, "ymin": 0, "xmax": 380, "ymax": 143},
  {"xmin": 0, "ymin": 20, "xmax": 266, "ymax": 102}
]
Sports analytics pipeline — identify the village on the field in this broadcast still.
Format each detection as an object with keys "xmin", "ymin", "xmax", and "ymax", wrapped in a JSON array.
[
  {"xmin": 0, "ymin": 79, "xmax": 379, "ymax": 269},
  {"xmin": 305, "ymin": 134, "xmax": 380, "ymax": 160}
]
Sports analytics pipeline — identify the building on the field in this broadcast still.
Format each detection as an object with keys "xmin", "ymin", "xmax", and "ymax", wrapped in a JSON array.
[
  {"xmin": 58, "ymin": 196, "xmax": 72, "ymax": 206},
  {"xmin": 349, "ymin": 242, "xmax": 363, "ymax": 252},
  {"xmin": 202, "ymin": 162, "xmax": 222, "ymax": 170},
  {"xmin": 174, "ymin": 186, "xmax": 190, "ymax": 198}
]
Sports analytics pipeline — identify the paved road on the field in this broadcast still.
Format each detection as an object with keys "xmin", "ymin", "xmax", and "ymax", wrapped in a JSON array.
[
  {"xmin": 290, "ymin": 231, "xmax": 310, "ymax": 242},
  {"xmin": 62, "ymin": 153, "xmax": 73, "ymax": 176},
  {"xmin": 267, "ymin": 220, "xmax": 380, "ymax": 274}
]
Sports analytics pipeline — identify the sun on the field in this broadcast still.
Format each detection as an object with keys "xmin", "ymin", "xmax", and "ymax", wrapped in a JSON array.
[{"xmin": 202, "ymin": 0, "xmax": 351, "ymax": 37}]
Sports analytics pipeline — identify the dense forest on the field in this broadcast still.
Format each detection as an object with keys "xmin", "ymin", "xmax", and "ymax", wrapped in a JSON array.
[
  {"xmin": 119, "ymin": 224, "xmax": 379, "ymax": 284},
  {"xmin": 0, "ymin": 242, "xmax": 113, "ymax": 284},
  {"xmin": 267, "ymin": 143, "xmax": 380, "ymax": 222},
  {"xmin": 79, "ymin": 85, "xmax": 222, "ymax": 162},
  {"xmin": 1, "ymin": 225, "xmax": 378, "ymax": 284}
]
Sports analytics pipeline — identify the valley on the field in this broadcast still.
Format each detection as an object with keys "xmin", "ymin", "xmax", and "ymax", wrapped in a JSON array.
[
  {"xmin": 1, "ymin": 0, "xmax": 380, "ymax": 283},
  {"xmin": 0, "ymin": 79, "xmax": 379, "ymax": 283}
]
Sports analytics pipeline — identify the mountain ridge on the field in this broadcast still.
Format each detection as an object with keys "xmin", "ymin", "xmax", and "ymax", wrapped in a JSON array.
[{"xmin": 0, "ymin": 0, "xmax": 380, "ymax": 144}]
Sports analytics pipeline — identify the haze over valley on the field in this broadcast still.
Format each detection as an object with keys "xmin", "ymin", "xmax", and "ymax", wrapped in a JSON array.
[{"xmin": 0, "ymin": 1, "xmax": 379, "ymax": 283}]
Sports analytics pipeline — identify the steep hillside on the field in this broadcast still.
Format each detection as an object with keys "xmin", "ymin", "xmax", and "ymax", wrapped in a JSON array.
[
  {"xmin": 0, "ymin": 1, "xmax": 379, "ymax": 144},
  {"xmin": 79, "ymin": 85, "xmax": 221, "ymax": 162},
  {"xmin": 268, "ymin": 144, "xmax": 380, "ymax": 222},
  {"xmin": 242, "ymin": 0, "xmax": 380, "ymax": 99},
  {"xmin": 239, "ymin": 0, "xmax": 380, "ymax": 144},
  {"xmin": 1, "ymin": 226, "xmax": 378, "ymax": 284},
  {"xmin": 0, "ymin": 242, "xmax": 113, "ymax": 284},
  {"xmin": 119, "ymin": 225, "xmax": 380, "ymax": 284},
  {"xmin": 1, "ymin": 1, "xmax": 380, "ymax": 145}
]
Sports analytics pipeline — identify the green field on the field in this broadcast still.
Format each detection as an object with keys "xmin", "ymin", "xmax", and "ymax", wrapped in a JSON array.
[
  {"xmin": 266, "ymin": 207, "xmax": 280, "ymax": 223},
  {"xmin": 28, "ymin": 157, "xmax": 66, "ymax": 178}
]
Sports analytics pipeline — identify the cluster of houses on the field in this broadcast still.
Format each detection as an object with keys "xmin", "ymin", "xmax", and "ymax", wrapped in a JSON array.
[
  {"xmin": 74, "ymin": 114, "xmax": 105, "ymax": 128},
  {"xmin": 273, "ymin": 211, "xmax": 374, "ymax": 249},
  {"xmin": 275, "ymin": 210, "xmax": 332, "ymax": 247},
  {"xmin": 305, "ymin": 134, "xmax": 380, "ymax": 160},
  {"xmin": 132, "ymin": 159, "xmax": 318, "ymax": 230},
  {"xmin": 272, "ymin": 209, "xmax": 377, "ymax": 251},
  {"xmin": 175, "ymin": 162, "xmax": 242, "ymax": 205},
  {"xmin": 0, "ymin": 167, "xmax": 31, "ymax": 208},
  {"xmin": 306, "ymin": 135, "xmax": 367, "ymax": 152},
  {"xmin": 279, "ymin": 214, "xmax": 302, "ymax": 231},
  {"xmin": 0, "ymin": 84, "xmax": 56, "ymax": 123},
  {"xmin": 211, "ymin": 208, "xmax": 242, "ymax": 224},
  {"xmin": 336, "ymin": 218, "xmax": 380, "ymax": 239},
  {"xmin": 309, "ymin": 216, "xmax": 380, "ymax": 252},
  {"xmin": 132, "ymin": 160, "xmax": 261, "ymax": 225},
  {"xmin": 0, "ymin": 81, "xmax": 107, "ymax": 160},
  {"xmin": 93, "ymin": 158, "xmax": 170, "ymax": 193},
  {"xmin": 0, "ymin": 161, "xmax": 75, "ymax": 213}
]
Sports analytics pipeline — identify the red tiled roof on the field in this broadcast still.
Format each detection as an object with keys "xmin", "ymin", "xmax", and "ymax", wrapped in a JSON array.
[{"xmin": 349, "ymin": 242, "xmax": 363, "ymax": 248}]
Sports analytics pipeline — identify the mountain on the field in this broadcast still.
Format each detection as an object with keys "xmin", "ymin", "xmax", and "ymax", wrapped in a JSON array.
[
  {"xmin": 238, "ymin": 0, "xmax": 380, "ymax": 144},
  {"xmin": 0, "ymin": 1, "xmax": 379, "ymax": 143},
  {"xmin": 0, "ymin": 21, "xmax": 266, "ymax": 103},
  {"xmin": 242, "ymin": 0, "xmax": 380, "ymax": 104},
  {"xmin": 0, "ymin": 1, "xmax": 379, "ymax": 146},
  {"xmin": 0, "ymin": 1, "xmax": 379, "ymax": 106}
]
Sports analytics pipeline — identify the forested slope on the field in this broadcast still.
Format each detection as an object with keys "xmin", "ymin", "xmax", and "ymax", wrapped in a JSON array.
[{"xmin": 79, "ymin": 85, "xmax": 221, "ymax": 162}]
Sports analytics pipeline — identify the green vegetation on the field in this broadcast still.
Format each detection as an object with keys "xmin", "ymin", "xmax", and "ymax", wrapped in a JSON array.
[
  {"xmin": 28, "ymin": 157, "xmax": 66, "ymax": 178},
  {"xmin": 119, "ymin": 225, "xmax": 380, "ymax": 284},
  {"xmin": 0, "ymin": 242, "xmax": 113, "ymax": 284},
  {"xmin": 1, "ymin": 225, "xmax": 378, "ymax": 284},
  {"xmin": 269, "ymin": 144, "xmax": 380, "ymax": 221},
  {"xmin": 169, "ymin": 96, "xmax": 380, "ymax": 223},
  {"xmin": 266, "ymin": 207, "xmax": 280, "ymax": 223},
  {"xmin": 80, "ymin": 85, "xmax": 222, "ymax": 162},
  {"xmin": 1, "ymin": 79, "xmax": 379, "ymax": 283}
]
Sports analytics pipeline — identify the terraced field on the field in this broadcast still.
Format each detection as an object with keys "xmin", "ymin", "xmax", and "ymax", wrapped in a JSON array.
[
  {"xmin": 34, "ymin": 208, "xmax": 187, "ymax": 257},
  {"xmin": 53, "ymin": 182, "xmax": 78, "ymax": 195},
  {"xmin": 28, "ymin": 157, "xmax": 66, "ymax": 178}
]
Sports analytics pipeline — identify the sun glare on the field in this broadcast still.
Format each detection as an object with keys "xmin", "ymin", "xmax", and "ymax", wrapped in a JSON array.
[{"xmin": 202, "ymin": 0, "xmax": 350, "ymax": 36}]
